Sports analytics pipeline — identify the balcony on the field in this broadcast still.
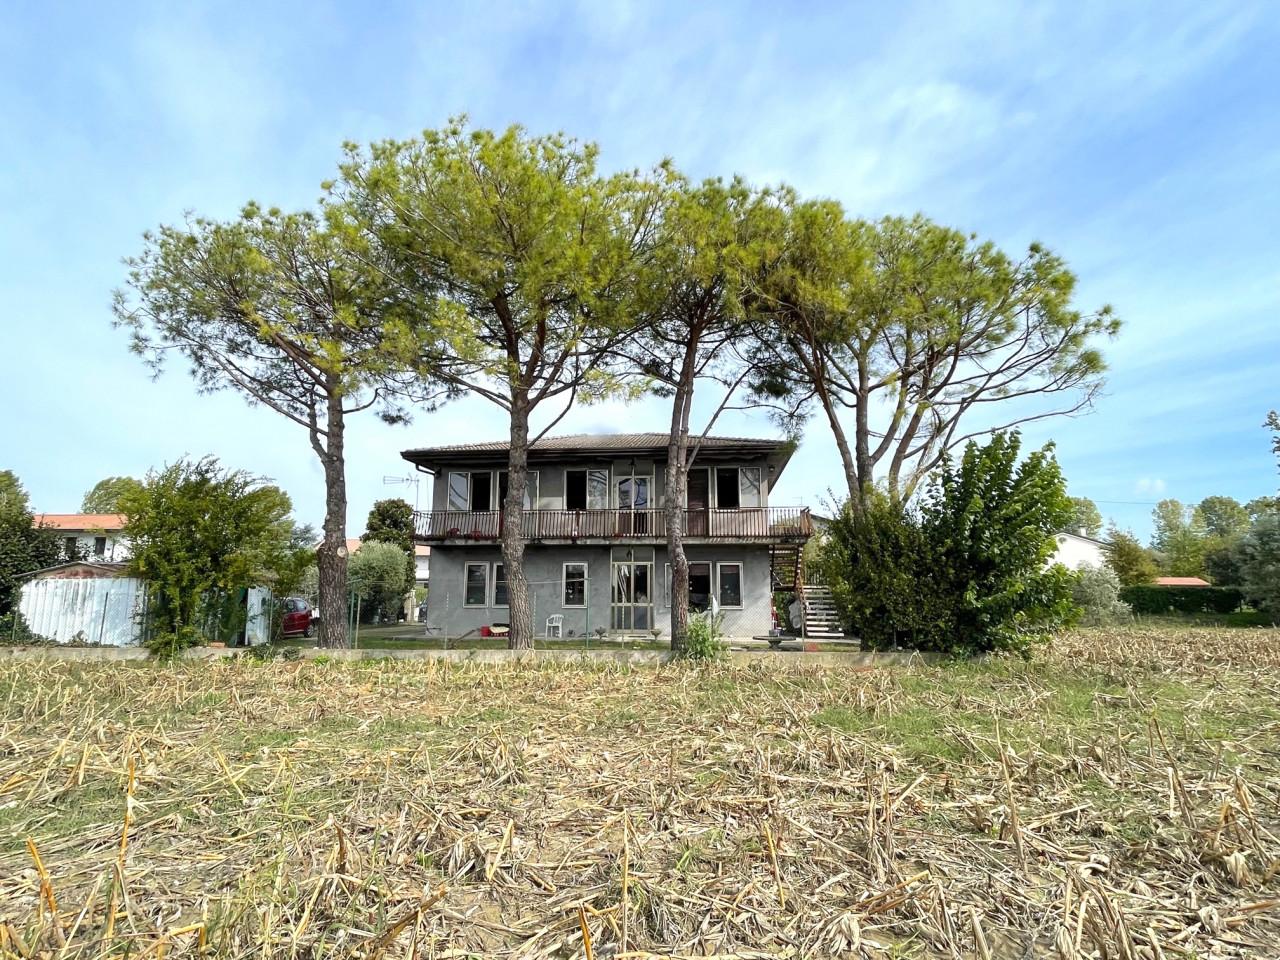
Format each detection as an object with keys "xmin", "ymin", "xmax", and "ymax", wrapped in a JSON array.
[{"xmin": 413, "ymin": 506, "xmax": 812, "ymax": 543}]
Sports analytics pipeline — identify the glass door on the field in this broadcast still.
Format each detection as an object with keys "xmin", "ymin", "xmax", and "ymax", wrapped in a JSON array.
[
  {"xmin": 611, "ymin": 560, "xmax": 653, "ymax": 630},
  {"xmin": 616, "ymin": 473, "xmax": 651, "ymax": 535}
]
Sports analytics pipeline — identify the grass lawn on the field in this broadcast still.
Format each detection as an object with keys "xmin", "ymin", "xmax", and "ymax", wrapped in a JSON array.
[{"xmin": 4, "ymin": 626, "xmax": 1280, "ymax": 957}]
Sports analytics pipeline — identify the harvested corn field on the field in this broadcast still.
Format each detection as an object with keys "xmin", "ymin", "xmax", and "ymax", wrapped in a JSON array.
[{"xmin": 3, "ymin": 629, "xmax": 1280, "ymax": 958}]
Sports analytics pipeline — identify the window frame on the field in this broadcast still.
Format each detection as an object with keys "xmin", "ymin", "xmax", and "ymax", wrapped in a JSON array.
[
  {"xmin": 562, "ymin": 561, "xmax": 588, "ymax": 608},
  {"xmin": 716, "ymin": 561, "xmax": 744, "ymax": 609},
  {"xmin": 714, "ymin": 467, "xmax": 740, "ymax": 510},
  {"xmin": 447, "ymin": 471, "xmax": 472, "ymax": 511},
  {"xmin": 492, "ymin": 562, "xmax": 508, "ymax": 608},
  {"xmin": 739, "ymin": 466, "xmax": 763, "ymax": 508},
  {"xmin": 463, "ymin": 561, "xmax": 489, "ymax": 607},
  {"xmin": 497, "ymin": 470, "xmax": 540, "ymax": 509},
  {"xmin": 93, "ymin": 536, "xmax": 107, "ymax": 558}
]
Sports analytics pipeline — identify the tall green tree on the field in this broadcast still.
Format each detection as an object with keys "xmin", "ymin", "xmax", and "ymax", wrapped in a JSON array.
[
  {"xmin": 363, "ymin": 497, "xmax": 416, "ymax": 587},
  {"xmin": 630, "ymin": 176, "xmax": 790, "ymax": 650},
  {"xmin": 816, "ymin": 432, "xmax": 1075, "ymax": 655},
  {"xmin": 1236, "ymin": 513, "xmax": 1280, "ymax": 619},
  {"xmin": 0, "ymin": 472, "xmax": 61, "ymax": 619},
  {"xmin": 114, "ymin": 203, "xmax": 440, "ymax": 648},
  {"xmin": 348, "ymin": 540, "xmax": 410, "ymax": 624},
  {"xmin": 1067, "ymin": 496, "xmax": 1103, "ymax": 537},
  {"xmin": 81, "ymin": 476, "xmax": 144, "ymax": 513},
  {"xmin": 1195, "ymin": 495, "xmax": 1250, "ymax": 540},
  {"xmin": 338, "ymin": 120, "xmax": 660, "ymax": 649},
  {"xmin": 1150, "ymin": 498, "xmax": 1209, "ymax": 577},
  {"xmin": 752, "ymin": 209, "xmax": 1118, "ymax": 509},
  {"xmin": 922, "ymin": 432, "xmax": 1076, "ymax": 654},
  {"xmin": 0, "ymin": 470, "xmax": 28, "ymax": 513},
  {"xmin": 1104, "ymin": 527, "xmax": 1159, "ymax": 586},
  {"xmin": 120, "ymin": 458, "xmax": 299, "ymax": 654}
]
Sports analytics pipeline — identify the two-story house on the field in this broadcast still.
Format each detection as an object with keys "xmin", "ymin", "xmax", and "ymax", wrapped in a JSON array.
[
  {"xmin": 402, "ymin": 433, "xmax": 813, "ymax": 641},
  {"xmin": 34, "ymin": 513, "xmax": 130, "ymax": 563}
]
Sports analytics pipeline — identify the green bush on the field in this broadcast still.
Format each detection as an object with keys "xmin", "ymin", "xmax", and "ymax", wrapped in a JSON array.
[
  {"xmin": 0, "ymin": 610, "xmax": 50, "ymax": 646},
  {"xmin": 1119, "ymin": 584, "xmax": 1243, "ymax": 614},
  {"xmin": 1071, "ymin": 566, "xmax": 1132, "ymax": 625},
  {"xmin": 815, "ymin": 432, "xmax": 1076, "ymax": 657},
  {"xmin": 681, "ymin": 611, "xmax": 726, "ymax": 661}
]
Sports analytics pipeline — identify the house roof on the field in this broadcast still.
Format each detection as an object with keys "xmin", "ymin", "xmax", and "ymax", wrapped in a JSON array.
[
  {"xmin": 1055, "ymin": 531, "xmax": 1109, "ymax": 547},
  {"xmin": 22, "ymin": 560, "xmax": 130, "ymax": 580},
  {"xmin": 33, "ymin": 513, "xmax": 126, "ymax": 532},
  {"xmin": 402, "ymin": 432, "xmax": 797, "ymax": 483},
  {"xmin": 1154, "ymin": 576, "xmax": 1211, "ymax": 587}
]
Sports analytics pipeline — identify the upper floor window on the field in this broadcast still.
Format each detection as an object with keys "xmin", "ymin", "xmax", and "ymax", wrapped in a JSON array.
[
  {"xmin": 565, "ymin": 468, "xmax": 609, "ymax": 510},
  {"xmin": 498, "ymin": 471, "xmax": 538, "ymax": 509},
  {"xmin": 447, "ymin": 471, "xmax": 491, "ymax": 512},
  {"xmin": 714, "ymin": 466, "xmax": 763, "ymax": 510},
  {"xmin": 93, "ymin": 537, "xmax": 107, "ymax": 558}
]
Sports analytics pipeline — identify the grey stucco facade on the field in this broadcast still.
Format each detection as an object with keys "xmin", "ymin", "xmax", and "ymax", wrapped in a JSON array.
[
  {"xmin": 424, "ymin": 543, "xmax": 775, "ymax": 640},
  {"xmin": 406, "ymin": 433, "xmax": 808, "ymax": 642}
]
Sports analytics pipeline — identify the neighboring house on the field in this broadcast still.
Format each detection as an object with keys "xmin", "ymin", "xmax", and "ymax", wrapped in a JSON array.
[
  {"xmin": 402, "ymin": 433, "xmax": 813, "ymax": 640},
  {"xmin": 34, "ymin": 513, "xmax": 129, "ymax": 563},
  {"xmin": 1051, "ymin": 531, "xmax": 1108, "ymax": 571},
  {"xmin": 1154, "ymin": 576, "xmax": 1211, "ymax": 587}
]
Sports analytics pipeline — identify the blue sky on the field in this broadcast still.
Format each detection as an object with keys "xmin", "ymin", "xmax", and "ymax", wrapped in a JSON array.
[{"xmin": 2, "ymin": 1, "xmax": 1277, "ymax": 539}]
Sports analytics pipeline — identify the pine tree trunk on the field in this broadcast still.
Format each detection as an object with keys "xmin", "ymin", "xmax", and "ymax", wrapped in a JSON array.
[
  {"xmin": 316, "ymin": 399, "xmax": 349, "ymax": 649},
  {"xmin": 666, "ymin": 379, "xmax": 692, "ymax": 652},
  {"xmin": 666, "ymin": 449, "xmax": 690, "ymax": 652},
  {"xmin": 502, "ymin": 394, "xmax": 534, "ymax": 650}
]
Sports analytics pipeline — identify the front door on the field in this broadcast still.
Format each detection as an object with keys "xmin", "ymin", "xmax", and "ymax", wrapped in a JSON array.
[
  {"xmin": 611, "ymin": 560, "xmax": 653, "ymax": 630},
  {"xmin": 686, "ymin": 469, "xmax": 709, "ymax": 537}
]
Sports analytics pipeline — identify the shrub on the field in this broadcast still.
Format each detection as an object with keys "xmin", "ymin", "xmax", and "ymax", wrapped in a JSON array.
[
  {"xmin": 1071, "ymin": 566, "xmax": 1132, "ymax": 625},
  {"xmin": 815, "ymin": 432, "xmax": 1075, "ymax": 657},
  {"xmin": 0, "ymin": 610, "xmax": 50, "ymax": 646},
  {"xmin": 682, "ymin": 611, "xmax": 726, "ymax": 661},
  {"xmin": 1236, "ymin": 513, "xmax": 1280, "ymax": 617},
  {"xmin": 1119, "ymin": 584, "xmax": 1243, "ymax": 615}
]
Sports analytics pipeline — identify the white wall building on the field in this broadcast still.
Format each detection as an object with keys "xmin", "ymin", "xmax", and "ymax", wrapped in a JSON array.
[
  {"xmin": 34, "ymin": 513, "xmax": 129, "ymax": 563},
  {"xmin": 1051, "ymin": 531, "xmax": 1108, "ymax": 571}
]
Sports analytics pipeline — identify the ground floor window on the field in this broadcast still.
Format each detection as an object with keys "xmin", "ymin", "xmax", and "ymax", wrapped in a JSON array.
[
  {"xmin": 464, "ymin": 562, "xmax": 488, "ymax": 606},
  {"xmin": 717, "ymin": 562, "xmax": 743, "ymax": 608},
  {"xmin": 493, "ymin": 563, "xmax": 508, "ymax": 607},
  {"xmin": 663, "ymin": 561, "xmax": 713, "ymax": 612},
  {"xmin": 563, "ymin": 562, "xmax": 587, "ymax": 607}
]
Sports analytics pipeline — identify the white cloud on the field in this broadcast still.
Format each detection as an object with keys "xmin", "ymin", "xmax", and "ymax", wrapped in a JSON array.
[{"xmin": 1136, "ymin": 477, "xmax": 1167, "ymax": 496}]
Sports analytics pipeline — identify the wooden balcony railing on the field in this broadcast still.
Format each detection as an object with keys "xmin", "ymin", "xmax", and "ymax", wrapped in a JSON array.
[{"xmin": 413, "ymin": 506, "xmax": 812, "ymax": 542}]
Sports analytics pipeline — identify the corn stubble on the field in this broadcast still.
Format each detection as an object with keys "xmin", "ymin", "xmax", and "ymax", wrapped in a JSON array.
[{"xmin": 2, "ymin": 627, "xmax": 1280, "ymax": 958}]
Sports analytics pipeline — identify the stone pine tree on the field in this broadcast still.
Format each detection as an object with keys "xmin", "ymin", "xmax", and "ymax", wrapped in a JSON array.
[
  {"xmin": 629, "ymin": 176, "xmax": 789, "ymax": 650},
  {"xmin": 113, "ymin": 203, "xmax": 443, "ymax": 648},
  {"xmin": 338, "ymin": 120, "xmax": 661, "ymax": 649},
  {"xmin": 751, "ymin": 206, "xmax": 1119, "ymax": 510}
]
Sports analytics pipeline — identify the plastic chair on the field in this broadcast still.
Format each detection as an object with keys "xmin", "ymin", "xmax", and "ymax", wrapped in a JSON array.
[{"xmin": 544, "ymin": 614, "xmax": 564, "ymax": 639}]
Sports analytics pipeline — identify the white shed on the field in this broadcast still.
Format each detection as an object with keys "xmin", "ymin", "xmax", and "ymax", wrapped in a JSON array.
[{"xmin": 18, "ymin": 563, "xmax": 146, "ymax": 646}]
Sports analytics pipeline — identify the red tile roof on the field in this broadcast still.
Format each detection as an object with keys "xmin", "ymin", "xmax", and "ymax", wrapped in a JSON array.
[
  {"xmin": 1154, "ymin": 576, "xmax": 1211, "ymax": 587},
  {"xmin": 33, "ymin": 513, "xmax": 126, "ymax": 531}
]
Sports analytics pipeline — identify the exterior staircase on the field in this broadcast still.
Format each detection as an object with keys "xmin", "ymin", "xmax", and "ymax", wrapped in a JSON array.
[{"xmin": 800, "ymin": 582, "xmax": 845, "ymax": 640}]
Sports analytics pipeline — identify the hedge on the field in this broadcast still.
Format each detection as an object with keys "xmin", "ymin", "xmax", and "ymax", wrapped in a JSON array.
[{"xmin": 1120, "ymin": 584, "xmax": 1243, "ymax": 615}]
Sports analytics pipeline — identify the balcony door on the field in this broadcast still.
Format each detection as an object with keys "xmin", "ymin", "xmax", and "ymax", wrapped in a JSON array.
[
  {"xmin": 686, "ymin": 468, "xmax": 709, "ymax": 536},
  {"xmin": 615, "ymin": 469, "xmax": 651, "ymax": 536}
]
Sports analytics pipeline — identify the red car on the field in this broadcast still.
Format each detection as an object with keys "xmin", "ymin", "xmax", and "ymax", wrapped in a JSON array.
[{"xmin": 281, "ymin": 597, "xmax": 314, "ymax": 638}]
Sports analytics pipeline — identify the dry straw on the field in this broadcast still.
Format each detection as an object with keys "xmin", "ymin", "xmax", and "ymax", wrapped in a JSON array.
[{"xmin": 2, "ymin": 626, "xmax": 1280, "ymax": 957}]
